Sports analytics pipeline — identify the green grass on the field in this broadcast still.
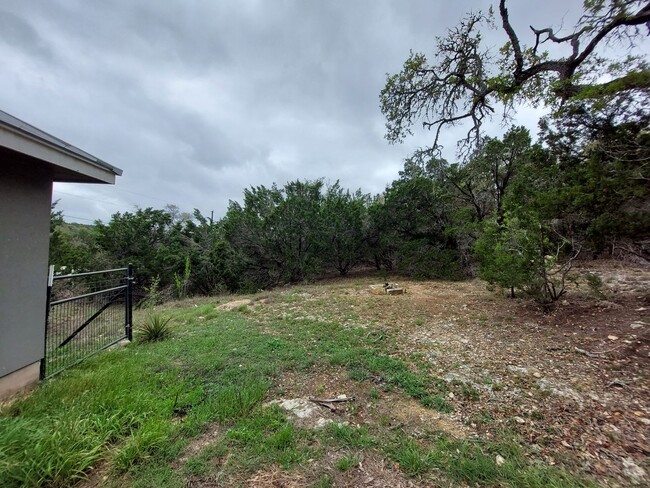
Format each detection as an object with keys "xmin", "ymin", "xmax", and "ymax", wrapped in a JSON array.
[
  {"xmin": 322, "ymin": 423, "xmax": 377, "ymax": 449},
  {"xmin": 0, "ymin": 299, "xmax": 595, "ymax": 487},
  {"xmin": 183, "ymin": 443, "xmax": 227, "ymax": 478},
  {"xmin": 335, "ymin": 453, "xmax": 361, "ymax": 471},
  {"xmin": 384, "ymin": 434, "xmax": 593, "ymax": 486}
]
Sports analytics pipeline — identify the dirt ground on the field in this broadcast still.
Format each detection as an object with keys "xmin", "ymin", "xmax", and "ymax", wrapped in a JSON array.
[{"xmin": 244, "ymin": 259, "xmax": 649, "ymax": 486}]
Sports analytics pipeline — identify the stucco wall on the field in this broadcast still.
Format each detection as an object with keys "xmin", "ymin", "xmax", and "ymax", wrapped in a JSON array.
[{"xmin": 0, "ymin": 161, "xmax": 52, "ymax": 378}]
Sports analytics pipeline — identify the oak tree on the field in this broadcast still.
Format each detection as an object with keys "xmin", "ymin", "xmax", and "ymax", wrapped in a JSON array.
[{"xmin": 381, "ymin": 0, "xmax": 650, "ymax": 155}]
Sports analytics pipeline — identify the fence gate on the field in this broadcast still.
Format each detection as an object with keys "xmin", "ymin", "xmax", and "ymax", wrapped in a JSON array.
[{"xmin": 40, "ymin": 265, "xmax": 133, "ymax": 379}]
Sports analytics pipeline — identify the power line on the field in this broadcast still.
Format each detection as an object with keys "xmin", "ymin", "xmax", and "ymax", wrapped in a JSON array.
[
  {"xmin": 62, "ymin": 214, "xmax": 99, "ymax": 223},
  {"xmin": 53, "ymin": 190, "xmax": 126, "ymax": 208},
  {"xmin": 53, "ymin": 189, "xmax": 195, "ymax": 211}
]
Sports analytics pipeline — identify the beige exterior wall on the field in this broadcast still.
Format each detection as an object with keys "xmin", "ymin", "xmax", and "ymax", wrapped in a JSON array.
[
  {"xmin": 0, "ymin": 160, "xmax": 52, "ymax": 391},
  {"xmin": 0, "ymin": 361, "xmax": 40, "ymax": 400}
]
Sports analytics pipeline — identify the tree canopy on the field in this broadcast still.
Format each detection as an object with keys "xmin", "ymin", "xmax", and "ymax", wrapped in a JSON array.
[
  {"xmin": 48, "ymin": 1, "xmax": 649, "ymax": 306},
  {"xmin": 381, "ymin": 0, "xmax": 650, "ymax": 155}
]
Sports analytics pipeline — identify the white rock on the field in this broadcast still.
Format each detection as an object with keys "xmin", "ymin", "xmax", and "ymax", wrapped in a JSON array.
[
  {"xmin": 622, "ymin": 458, "xmax": 647, "ymax": 485},
  {"xmin": 507, "ymin": 366, "xmax": 529, "ymax": 375},
  {"xmin": 536, "ymin": 379, "xmax": 583, "ymax": 403},
  {"xmin": 275, "ymin": 398, "xmax": 319, "ymax": 419},
  {"xmin": 496, "ymin": 454, "xmax": 505, "ymax": 466},
  {"xmin": 315, "ymin": 418, "xmax": 334, "ymax": 428}
]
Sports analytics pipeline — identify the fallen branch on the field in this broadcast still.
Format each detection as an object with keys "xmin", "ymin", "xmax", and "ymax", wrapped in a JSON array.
[
  {"xmin": 574, "ymin": 347, "xmax": 608, "ymax": 359},
  {"xmin": 308, "ymin": 396, "xmax": 355, "ymax": 411},
  {"xmin": 309, "ymin": 396, "xmax": 356, "ymax": 403},
  {"xmin": 606, "ymin": 379, "xmax": 627, "ymax": 388},
  {"xmin": 574, "ymin": 343, "xmax": 625, "ymax": 359}
]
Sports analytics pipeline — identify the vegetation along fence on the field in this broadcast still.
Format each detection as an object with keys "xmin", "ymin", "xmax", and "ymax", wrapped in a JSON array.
[{"xmin": 40, "ymin": 265, "xmax": 133, "ymax": 379}]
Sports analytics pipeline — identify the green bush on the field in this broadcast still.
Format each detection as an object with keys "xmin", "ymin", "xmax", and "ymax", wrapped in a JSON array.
[
  {"xmin": 475, "ymin": 215, "xmax": 577, "ymax": 304},
  {"xmin": 474, "ymin": 217, "xmax": 539, "ymax": 298}
]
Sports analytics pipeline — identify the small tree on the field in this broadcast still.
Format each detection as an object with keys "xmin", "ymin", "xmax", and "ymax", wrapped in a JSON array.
[
  {"xmin": 475, "ymin": 214, "xmax": 581, "ymax": 304},
  {"xmin": 321, "ymin": 183, "xmax": 369, "ymax": 276},
  {"xmin": 174, "ymin": 255, "xmax": 191, "ymax": 299},
  {"xmin": 474, "ymin": 217, "xmax": 539, "ymax": 298}
]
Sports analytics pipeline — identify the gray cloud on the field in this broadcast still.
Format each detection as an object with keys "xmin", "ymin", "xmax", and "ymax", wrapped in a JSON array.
[
  {"xmin": 0, "ymin": 9, "xmax": 52, "ymax": 60},
  {"xmin": 0, "ymin": 0, "xmax": 596, "ymax": 223}
]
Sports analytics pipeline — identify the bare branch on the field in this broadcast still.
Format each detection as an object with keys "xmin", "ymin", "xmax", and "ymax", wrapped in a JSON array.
[{"xmin": 499, "ymin": 0, "xmax": 523, "ymax": 73}]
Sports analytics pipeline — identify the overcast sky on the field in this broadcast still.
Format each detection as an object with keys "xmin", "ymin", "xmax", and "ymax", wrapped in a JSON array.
[{"xmin": 1, "ymin": 0, "xmax": 584, "ymax": 223}]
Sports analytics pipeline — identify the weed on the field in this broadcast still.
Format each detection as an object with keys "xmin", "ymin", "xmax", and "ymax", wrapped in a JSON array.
[
  {"xmin": 386, "ymin": 433, "xmax": 593, "ymax": 487},
  {"xmin": 114, "ymin": 421, "xmax": 174, "ymax": 471},
  {"xmin": 468, "ymin": 409, "xmax": 494, "ymax": 428},
  {"xmin": 174, "ymin": 256, "xmax": 192, "ymax": 300},
  {"xmin": 387, "ymin": 438, "xmax": 434, "ymax": 476},
  {"xmin": 459, "ymin": 383, "xmax": 480, "ymax": 402},
  {"xmin": 492, "ymin": 381, "xmax": 505, "ymax": 392},
  {"xmin": 324, "ymin": 424, "xmax": 376, "ymax": 449},
  {"xmin": 314, "ymin": 474, "xmax": 334, "ymax": 488},
  {"xmin": 335, "ymin": 454, "xmax": 361, "ymax": 471},
  {"xmin": 425, "ymin": 395, "xmax": 453, "ymax": 413},
  {"xmin": 140, "ymin": 275, "xmax": 162, "ymax": 309},
  {"xmin": 584, "ymin": 272, "xmax": 607, "ymax": 299}
]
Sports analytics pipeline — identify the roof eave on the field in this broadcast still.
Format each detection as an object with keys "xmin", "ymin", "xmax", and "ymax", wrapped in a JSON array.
[{"xmin": 0, "ymin": 110, "xmax": 122, "ymax": 183}]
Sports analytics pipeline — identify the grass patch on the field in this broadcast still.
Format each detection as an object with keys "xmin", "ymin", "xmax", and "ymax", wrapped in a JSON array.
[
  {"xmin": 0, "ymin": 292, "xmax": 596, "ymax": 487},
  {"xmin": 0, "ymin": 313, "xmax": 293, "ymax": 487},
  {"xmin": 387, "ymin": 438, "xmax": 435, "ymax": 476},
  {"xmin": 328, "ymin": 343, "xmax": 450, "ymax": 411},
  {"xmin": 385, "ymin": 434, "xmax": 594, "ymax": 487},
  {"xmin": 335, "ymin": 454, "xmax": 361, "ymax": 471},
  {"xmin": 322, "ymin": 423, "xmax": 377, "ymax": 449}
]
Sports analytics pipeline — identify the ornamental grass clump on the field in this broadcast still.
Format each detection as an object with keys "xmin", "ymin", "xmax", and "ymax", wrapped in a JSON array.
[{"xmin": 137, "ymin": 313, "xmax": 173, "ymax": 343}]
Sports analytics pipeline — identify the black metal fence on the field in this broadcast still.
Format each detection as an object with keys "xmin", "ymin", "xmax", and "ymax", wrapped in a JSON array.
[{"xmin": 40, "ymin": 265, "xmax": 133, "ymax": 379}]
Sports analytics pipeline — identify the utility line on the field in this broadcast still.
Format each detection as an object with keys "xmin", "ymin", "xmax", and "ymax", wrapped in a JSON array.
[
  {"xmin": 61, "ymin": 214, "xmax": 99, "ymax": 223},
  {"xmin": 53, "ymin": 189, "xmax": 194, "ymax": 211},
  {"xmin": 53, "ymin": 190, "xmax": 126, "ymax": 208}
]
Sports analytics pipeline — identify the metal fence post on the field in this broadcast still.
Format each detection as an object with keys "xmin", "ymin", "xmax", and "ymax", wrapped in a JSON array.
[
  {"xmin": 40, "ymin": 265, "xmax": 54, "ymax": 380},
  {"xmin": 126, "ymin": 264, "xmax": 133, "ymax": 341}
]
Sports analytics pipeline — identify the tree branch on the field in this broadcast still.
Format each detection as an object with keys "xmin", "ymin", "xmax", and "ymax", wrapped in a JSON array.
[{"xmin": 499, "ymin": 0, "xmax": 524, "ymax": 74}]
